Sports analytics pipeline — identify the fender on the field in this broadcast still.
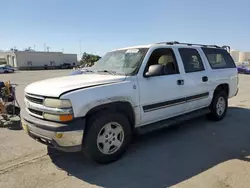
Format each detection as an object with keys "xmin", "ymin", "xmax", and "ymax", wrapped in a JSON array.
[
  {"xmin": 80, "ymin": 96, "xmax": 141, "ymax": 126},
  {"xmin": 60, "ymin": 80, "xmax": 141, "ymax": 125},
  {"xmin": 58, "ymin": 82, "xmax": 118, "ymax": 98}
]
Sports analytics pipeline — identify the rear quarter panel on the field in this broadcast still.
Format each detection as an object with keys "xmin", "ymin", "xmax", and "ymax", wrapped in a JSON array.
[
  {"xmin": 209, "ymin": 68, "xmax": 238, "ymax": 98},
  {"xmin": 198, "ymin": 48, "xmax": 238, "ymax": 98}
]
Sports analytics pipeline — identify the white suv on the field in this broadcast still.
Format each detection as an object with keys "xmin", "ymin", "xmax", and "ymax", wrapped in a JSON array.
[{"xmin": 21, "ymin": 42, "xmax": 238, "ymax": 164}]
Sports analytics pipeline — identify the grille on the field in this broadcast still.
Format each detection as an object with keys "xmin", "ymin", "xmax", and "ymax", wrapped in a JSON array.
[
  {"xmin": 25, "ymin": 95, "xmax": 44, "ymax": 104},
  {"xmin": 28, "ymin": 108, "xmax": 43, "ymax": 116}
]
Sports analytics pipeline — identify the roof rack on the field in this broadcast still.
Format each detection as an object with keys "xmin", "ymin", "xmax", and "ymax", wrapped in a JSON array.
[
  {"xmin": 156, "ymin": 41, "xmax": 230, "ymax": 51},
  {"xmin": 221, "ymin": 45, "xmax": 231, "ymax": 52}
]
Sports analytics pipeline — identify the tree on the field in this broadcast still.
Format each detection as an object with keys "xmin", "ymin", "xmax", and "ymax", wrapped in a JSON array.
[{"xmin": 80, "ymin": 52, "xmax": 101, "ymax": 66}]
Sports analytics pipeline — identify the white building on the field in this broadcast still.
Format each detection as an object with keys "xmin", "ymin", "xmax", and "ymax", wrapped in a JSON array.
[
  {"xmin": 239, "ymin": 52, "xmax": 250, "ymax": 62},
  {"xmin": 230, "ymin": 50, "xmax": 240, "ymax": 62},
  {"xmin": 0, "ymin": 51, "xmax": 78, "ymax": 69},
  {"xmin": 230, "ymin": 50, "xmax": 250, "ymax": 63}
]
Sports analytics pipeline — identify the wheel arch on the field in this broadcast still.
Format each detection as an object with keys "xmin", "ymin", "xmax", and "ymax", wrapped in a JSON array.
[
  {"xmin": 213, "ymin": 83, "xmax": 229, "ymax": 97},
  {"xmin": 85, "ymin": 101, "xmax": 136, "ymax": 130}
]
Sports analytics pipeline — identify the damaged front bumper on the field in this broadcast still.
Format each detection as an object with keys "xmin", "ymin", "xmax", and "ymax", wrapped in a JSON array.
[{"xmin": 21, "ymin": 109, "xmax": 85, "ymax": 152}]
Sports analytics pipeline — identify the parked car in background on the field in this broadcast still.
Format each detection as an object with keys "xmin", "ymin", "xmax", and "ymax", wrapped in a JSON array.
[
  {"xmin": 244, "ymin": 67, "xmax": 250, "ymax": 74},
  {"xmin": 237, "ymin": 62, "xmax": 250, "ymax": 74},
  {"xmin": 0, "ymin": 64, "xmax": 15, "ymax": 71},
  {"xmin": 237, "ymin": 64, "xmax": 245, "ymax": 73},
  {"xmin": 0, "ymin": 66, "xmax": 14, "ymax": 73},
  {"xmin": 60, "ymin": 63, "xmax": 72, "ymax": 69}
]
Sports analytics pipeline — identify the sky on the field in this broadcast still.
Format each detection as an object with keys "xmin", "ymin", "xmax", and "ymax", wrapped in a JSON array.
[{"xmin": 1, "ymin": 0, "xmax": 250, "ymax": 58}]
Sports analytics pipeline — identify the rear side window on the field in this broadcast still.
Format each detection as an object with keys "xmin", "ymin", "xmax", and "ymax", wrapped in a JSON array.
[
  {"xmin": 178, "ymin": 48, "xmax": 205, "ymax": 73},
  {"xmin": 202, "ymin": 48, "xmax": 236, "ymax": 69}
]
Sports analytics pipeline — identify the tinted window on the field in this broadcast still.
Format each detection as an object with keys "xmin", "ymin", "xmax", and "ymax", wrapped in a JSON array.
[
  {"xmin": 202, "ymin": 48, "xmax": 236, "ymax": 69},
  {"xmin": 179, "ymin": 48, "xmax": 204, "ymax": 73},
  {"xmin": 146, "ymin": 48, "xmax": 179, "ymax": 76}
]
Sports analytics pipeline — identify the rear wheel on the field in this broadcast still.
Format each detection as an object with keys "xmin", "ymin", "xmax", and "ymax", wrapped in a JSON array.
[
  {"xmin": 207, "ymin": 90, "xmax": 228, "ymax": 121},
  {"xmin": 83, "ymin": 111, "xmax": 132, "ymax": 164}
]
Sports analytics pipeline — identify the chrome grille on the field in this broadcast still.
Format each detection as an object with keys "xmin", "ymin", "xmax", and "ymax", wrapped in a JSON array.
[
  {"xmin": 28, "ymin": 108, "xmax": 43, "ymax": 116},
  {"xmin": 25, "ymin": 93, "xmax": 72, "ymax": 120},
  {"xmin": 25, "ymin": 94, "xmax": 44, "ymax": 104},
  {"xmin": 25, "ymin": 93, "xmax": 45, "ymax": 118}
]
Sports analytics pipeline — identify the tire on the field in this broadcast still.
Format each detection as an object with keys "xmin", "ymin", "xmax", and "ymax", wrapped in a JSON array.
[
  {"xmin": 83, "ymin": 111, "xmax": 132, "ymax": 164},
  {"xmin": 207, "ymin": 90, "xmax": 228, "ymax": 121},
  {"xmin": 4, "ymin": 71, "xmax": 8, "ymax": 73}
]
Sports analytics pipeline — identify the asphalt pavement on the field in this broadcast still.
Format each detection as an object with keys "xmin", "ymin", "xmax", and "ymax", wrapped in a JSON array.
[{"xmin": 0, "ymin": 70, "xmax": 250, "ymax": 188}]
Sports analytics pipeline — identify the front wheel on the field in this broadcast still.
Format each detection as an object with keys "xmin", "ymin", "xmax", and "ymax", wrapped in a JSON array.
[
  {"xmin": 83, "ymin": 111, "xmax": 132, "ymax": 164},
  {"xmin": 207, "ymin": 91, "xmax": 228, "ymax": 121}
]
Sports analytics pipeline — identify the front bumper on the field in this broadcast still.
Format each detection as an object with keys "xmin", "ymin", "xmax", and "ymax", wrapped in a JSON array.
[{"xmin": 21, "ymin": 109, "xmax": 85, "ymax": 152}]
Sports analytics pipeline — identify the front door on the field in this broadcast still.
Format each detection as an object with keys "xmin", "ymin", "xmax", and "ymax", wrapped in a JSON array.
[{"xmin": 137, "ymin": 47, "xmax": 188, "ymax": 125}]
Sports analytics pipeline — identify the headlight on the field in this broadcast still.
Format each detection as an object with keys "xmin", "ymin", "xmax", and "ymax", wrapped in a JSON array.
[
  {"xmin": 43, "ymin": 98, "xmax": 72, "ymax": 108},
  {"xmin": 43, "ymin": 98, "xmax": 73, "ymax": 122}
]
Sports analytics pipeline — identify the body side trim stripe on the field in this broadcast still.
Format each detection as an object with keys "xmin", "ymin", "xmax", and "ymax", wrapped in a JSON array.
[{"xmin": 143, "ymin": 92, "xmax": 209, "ymax": 112}]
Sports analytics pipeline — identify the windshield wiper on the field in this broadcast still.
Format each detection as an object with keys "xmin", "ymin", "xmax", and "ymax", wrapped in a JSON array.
[{"xmin": 97, "ymin": 70, "xmax": 116, "ymax": 75}]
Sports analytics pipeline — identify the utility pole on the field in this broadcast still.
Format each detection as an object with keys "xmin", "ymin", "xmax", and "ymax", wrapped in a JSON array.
[{"xmin": 79, "ymin": 40, "xmax": 82, "ymax": 59}]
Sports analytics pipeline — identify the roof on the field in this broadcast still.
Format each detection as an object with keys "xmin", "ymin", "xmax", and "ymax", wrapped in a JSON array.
[
  {"xmin": 112, "ymin": 42, "xmax": 229, "ymax": 51},
  {"xmin": 112, "ymin": 43, "xmax": 203, "ymax": 51},
  {"xmin": 113, "ymin": 44, "xmax": 154, "ymax": 51}
]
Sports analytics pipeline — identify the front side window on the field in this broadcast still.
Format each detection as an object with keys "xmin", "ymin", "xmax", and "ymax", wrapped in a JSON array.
[
  {"xmin": 90, "ymin": 48, "xmax": 148, "ymax": 75},
  {"xmin": 145, "ymin": 48, "xmax": 179, "ymax": 76},
  {"xmin": 202, "ymin": 48, "xmax": 236, "ymax": 69},
  {"xmin": 179, "ymin": 48, "xmax": 204, "ymax": 73}
]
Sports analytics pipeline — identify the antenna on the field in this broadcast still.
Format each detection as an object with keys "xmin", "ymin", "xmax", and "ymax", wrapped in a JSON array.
[{"xmin": 44, "ymin": 43, "xmax": 46, "ymax": 51}]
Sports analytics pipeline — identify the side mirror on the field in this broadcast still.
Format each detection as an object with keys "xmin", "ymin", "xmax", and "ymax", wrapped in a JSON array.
[{"xmin": 145, "ymin": 64, "xmax": 164, "ymax": 77}]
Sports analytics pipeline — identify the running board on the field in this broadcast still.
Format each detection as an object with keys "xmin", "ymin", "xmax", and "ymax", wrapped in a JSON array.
[{"xmin": 136, "ymin": 107, "xmax": 210, "ymax": 134}]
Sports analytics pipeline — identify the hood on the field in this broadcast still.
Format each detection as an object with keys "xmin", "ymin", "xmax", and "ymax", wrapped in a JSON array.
[{"xmin": 25, "ymin": 74, "xmax": 126, "ymax": 97}]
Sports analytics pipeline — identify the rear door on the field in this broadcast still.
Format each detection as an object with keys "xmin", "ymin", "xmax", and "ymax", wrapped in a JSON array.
[
  {"xmin": 201, "ymin": 48, "xmax": 238, "ymax": 98},
  {"xmin": 177, "ymin": 48, "xmax": 212, "ymax": 111}
]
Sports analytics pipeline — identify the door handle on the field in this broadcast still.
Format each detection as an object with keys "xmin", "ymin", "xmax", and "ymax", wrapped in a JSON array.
[
  {"xmin": 202, "ymin": 76, "xmax": 208, "ymax": 82},
  {"xmin": 177, "ymin": 79, "xmax": 184, "ymax": 85}
]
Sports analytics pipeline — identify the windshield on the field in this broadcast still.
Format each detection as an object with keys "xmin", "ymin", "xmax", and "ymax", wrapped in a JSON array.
[{"xmin": 90, "ymin": 48, "xmax": 148, "ymax": 75}]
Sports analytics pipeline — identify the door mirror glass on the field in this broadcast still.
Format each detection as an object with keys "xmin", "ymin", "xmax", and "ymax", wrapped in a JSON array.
[{"xmin": 145, "ymin": 64, "xmax": 164, "ymax": 77}]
